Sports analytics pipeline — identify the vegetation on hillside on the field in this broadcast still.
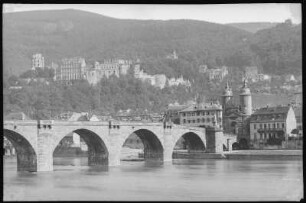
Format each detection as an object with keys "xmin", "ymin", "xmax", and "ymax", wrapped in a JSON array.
[{"xmin": 2, "ymin": 10, "xmax": 301, "ymax": 118}]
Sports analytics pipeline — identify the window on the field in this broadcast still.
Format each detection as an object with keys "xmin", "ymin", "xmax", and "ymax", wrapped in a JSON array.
[
  {"xmin": 282, "ymin": 123, "xmax": 285, "ymax": 128},
  {"xmin": 207, "ymin": 112, "xmax": 210, "ymax": 115},
  {"xmin": 188, "ymin": 120, "xmax": 191, "ymax": 123},
  {"xmin": 268, "ymin": 124, "xmax": 270, "ymax": 128},
  {"xmin": 254, "ymin": 124, "xmax": 256, "ymax": 129},
  {"xmin": 197, "ymin": 119, "xmax": 200, "ymax": 123},
  {"xmin": 273, "ymin": 123, "xmax": 275, "ymax": 128},
  {"xmin": 264, "ymin": 124, "xmax": 266, "ymax": 129},
  {"xmin": 211, "ymin": 112, "xmax": 215, "ymax": 116},
  {"xmin": 202, "ymin": 112, "xmax": 205, "ymax": 116},
  {"xmin": 193, "ymin": 120, "xmax": 195, "ymax": 123},
  {"xmin": 254, "ymin": 133, "xmax": 257, "ymax": 140},
  {"xmin": 183, "ymin": 119, "xmax": 186, "ymax": 123},
  {"xmin": 197, "ymin": 112, "xmax": 200, "ymax": 116},
  {"xmin": 277, "ymin": 123, "xmax": 279, "ymax": 128},
  {"xmin": 182, "ymin": 113, "xmax": 186, "ymax": 117},
  {"xmin": 260, "ymin": 124, "xmax": 262, "ymax": 129},
  {"xmin": 202, "ymin": 118, "xmax": 205, "ymax": 123}
]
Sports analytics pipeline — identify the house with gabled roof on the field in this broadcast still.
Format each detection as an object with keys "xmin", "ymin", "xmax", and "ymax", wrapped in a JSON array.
[{"xmin": 249, "ymin": 105, "xmax": 296, "ymax": 149}]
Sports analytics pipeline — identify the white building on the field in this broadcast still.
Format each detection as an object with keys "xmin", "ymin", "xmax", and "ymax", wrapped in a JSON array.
[
  {"xmin": 154, "ymin": 74, "xmax": 167, "ymax": 89},
  {"xmin": 32, "ymin": 53, "xmax": 45, "ymax": 70}
]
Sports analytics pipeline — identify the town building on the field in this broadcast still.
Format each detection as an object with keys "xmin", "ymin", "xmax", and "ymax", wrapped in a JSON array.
[
  {"xmin": 244, "ymin": 66, "xmax": 258, "ymax": 81},
  {"xmin": 249, "ymin": 105, "xmax": 297, "ymax": 149},
  {"xmin": 199, "ymin": 64, "xmax": 208, "ymax": 74},
  {"xmin": 165, "ymin": 102, "xmax": 190, "ymax": 124},
  {"xmin": 154, "ymin": 74, "xmax": 167, "ymax": 89},
  {"xmin": 179, "ymin": 102, "xmax": 223, "ymax": 128},
  {"xmin": 168, "ymin": 76, "xmax": 191, "ymax": 87},
  {"xmin": 32, "ymin": 53, "xmax": 45, "ymax": 70},
  {"xmin": 204, "ymin": 66, "xmax": 228, "ymax": 81},
  {"xmin": 166, "ymin": 50, "xmax": 178, "ymax": 60},
  {"xmin": 89, "ymin": 114, "xmax": 113, "ymax": 122},
  {"xmin": 85, "ymin": 59, "xmax": 132, "ymax": 85},
  {"xmin": 257, "ymin": 74, "xmax": 271, "ymax": 82},
  {"xmin": 134, "ymin": 64, "xmax": 169, "ymax": 89},
  {"xmin": 284, "ymin": 74, "xmax": 296, "ymax": 82},
  {"xmin": 54, "ymin": 57, "xmax": 87, "ymax": 83},
  {"xmin": 4, "ymin": 112, "xmax": 31, "ymax": 120}
]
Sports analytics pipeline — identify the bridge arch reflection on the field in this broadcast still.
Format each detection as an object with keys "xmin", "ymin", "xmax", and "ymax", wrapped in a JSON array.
[{"xmin": 3, "ymin": 129, "xmax": 37, "ymax": 172}]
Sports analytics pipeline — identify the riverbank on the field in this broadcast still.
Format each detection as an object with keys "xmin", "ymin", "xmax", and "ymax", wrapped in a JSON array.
[
  {"xmin": 224, "ymin": 150, "xmax": 303, "ymax": 160},
  {"xmin": 173, "ymin": 149, "xmax": 303, "ymax": 160}
]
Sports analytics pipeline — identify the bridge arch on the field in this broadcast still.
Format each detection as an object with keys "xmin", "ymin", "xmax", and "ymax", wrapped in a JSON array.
[
  {"xmin": 172, "ymin": 132, "xmax": 206, "ymax": 158},
  {"xmin": 52, "ymin": 128, "xmax": 109, "ymax": 166},
  {"xmin": 121, "ymin": 129, "xmax": 164, "ymax": 161},
  {"xmin": 3, "ymin": 129, "xmax": 37, "ymax": 172}
]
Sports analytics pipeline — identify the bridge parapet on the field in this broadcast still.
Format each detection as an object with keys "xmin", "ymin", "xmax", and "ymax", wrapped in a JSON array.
[{"xmin": 4, "ymin": 120, "xmax": 38, "ymax": 126}]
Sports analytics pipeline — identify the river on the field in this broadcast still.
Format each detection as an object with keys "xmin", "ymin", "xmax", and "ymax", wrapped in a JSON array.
[{"xmin": 3, "ymin": 156, "xmax": 303, "ymax": 201}]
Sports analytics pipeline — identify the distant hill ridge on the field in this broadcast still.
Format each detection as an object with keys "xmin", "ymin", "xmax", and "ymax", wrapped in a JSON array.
[{"xmin": 227, "ymin": 22, "xmax": 279, "ymax": 33}]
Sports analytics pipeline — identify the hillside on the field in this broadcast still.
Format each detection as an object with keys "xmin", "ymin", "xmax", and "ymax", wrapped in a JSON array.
[
  {"xmin": 249, "ymin": 20, "xmax": 302, "ymax": 75},
  {"xmin": 3, "ymin": 9, "xmax": 251, "ymax": 76},
  {"xmin": 227, "ymin": 22, "xmax": 278, "ymax": 33}
]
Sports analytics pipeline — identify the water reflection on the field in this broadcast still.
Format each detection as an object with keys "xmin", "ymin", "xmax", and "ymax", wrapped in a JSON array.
[{"xmin": 4, "ymin": 156, "xmax": 303, "ymax": 201}]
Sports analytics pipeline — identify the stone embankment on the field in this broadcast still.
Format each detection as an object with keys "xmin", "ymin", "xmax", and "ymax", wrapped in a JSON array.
[{"xmin": 223, "ymin": 150, "xmax": 302, "ymax": 160}]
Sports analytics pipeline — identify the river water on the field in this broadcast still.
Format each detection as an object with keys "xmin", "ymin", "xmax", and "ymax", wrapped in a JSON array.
[{"xmin": 3, "ymin": 156, "xmax": 303, "ymax": 201}]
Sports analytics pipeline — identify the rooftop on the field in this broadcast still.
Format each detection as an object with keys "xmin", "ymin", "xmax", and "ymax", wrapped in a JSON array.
[
  {"xmin": 252, "ymin": 106, "xmax": 290, "ymax": 115},
  {"xmin": 180, "ymin": 103, "xmax": 222, "ymax": 112}
]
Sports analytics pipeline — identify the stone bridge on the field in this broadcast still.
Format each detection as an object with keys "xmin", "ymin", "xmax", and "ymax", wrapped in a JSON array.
[{"xmin": 3, "ymin": 120, "xmax": 235, "ymax": 172}]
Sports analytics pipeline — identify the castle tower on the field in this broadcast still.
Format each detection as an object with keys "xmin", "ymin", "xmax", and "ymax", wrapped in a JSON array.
[
  {"xmin": 221, "ymin": 81, "xmax": 233, "ymax": 110},
  {"xmin": 239, "ymin": 79, "xmax": 252, "ymax": 116}
]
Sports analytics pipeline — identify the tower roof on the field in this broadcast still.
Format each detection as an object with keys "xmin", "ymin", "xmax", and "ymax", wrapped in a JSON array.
[
  {"xmin": 222, "ymin": 81, "xmax": 233, "ymax": 96},
  {"xmin": 240, "ymin": 78, "xmax": 251, "ymax": 95}
]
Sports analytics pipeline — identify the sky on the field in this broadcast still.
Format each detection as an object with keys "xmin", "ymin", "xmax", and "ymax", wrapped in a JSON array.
[{"xmin": 2, "ymin": 3, "xmax": 302, "ymax": 24}]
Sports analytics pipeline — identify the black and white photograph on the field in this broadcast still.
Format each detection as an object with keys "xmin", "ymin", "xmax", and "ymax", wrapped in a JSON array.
[{"xmin": 2, "ymin": 3, "xmax": 303, "ymax": 201}]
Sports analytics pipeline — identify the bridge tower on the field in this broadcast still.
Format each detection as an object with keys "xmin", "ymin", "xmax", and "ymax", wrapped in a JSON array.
[
  {"xmin": 221, "ymin": 81, "xmax": 233, "ymax": 110},
  {"xmin": 239, "ymin": 78, "xmax": 252, "ymax": 116}
]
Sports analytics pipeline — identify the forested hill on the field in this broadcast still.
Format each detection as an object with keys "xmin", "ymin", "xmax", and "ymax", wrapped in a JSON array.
[
  {"xmin": 227, "ymin": 22, "xmax": 279, "ymax": 33},
  {"xmin": 3, "ymin": 9, "xmax": 301, "ymax": 78},
  {"xmin": 3, "ymin": 9, "xmax": 251, "ymax": 76},
  {"xmin": 249, "ymin": 21, "xmax": 302, "ymax": 75}
]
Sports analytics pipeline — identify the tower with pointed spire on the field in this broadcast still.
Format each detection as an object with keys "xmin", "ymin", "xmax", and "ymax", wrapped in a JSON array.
[
  {"xmin": 239, "ymin": 78, "xmax": 252, "ymax": 116},
  {"xmin": 221, "ymin": 81, "xmax": 233, "ymax": 109}
]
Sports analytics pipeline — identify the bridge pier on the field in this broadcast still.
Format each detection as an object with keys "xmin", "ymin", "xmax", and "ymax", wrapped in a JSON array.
[
  {"xmin": 163, "ymin": 130, "xmax": 174, "ymax": 162},
  {"xmin": 88, "ymin": 148, "xmax": 108, "ymax": 166},
  {"xmin": 37, "ymin": 133, "xmax": 53, "ymax": 172},
  {"xmin": 205, "ymin": 127, "xmax": 224, "ymax": 153}
]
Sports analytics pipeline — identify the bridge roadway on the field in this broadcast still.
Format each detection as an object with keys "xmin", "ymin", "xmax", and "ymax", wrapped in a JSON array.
[{"xmin": 3, "ymin": 120, "xmax": 236, "ymax": 172}]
